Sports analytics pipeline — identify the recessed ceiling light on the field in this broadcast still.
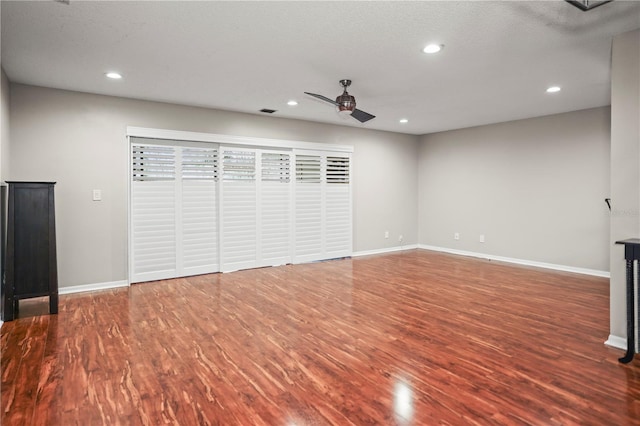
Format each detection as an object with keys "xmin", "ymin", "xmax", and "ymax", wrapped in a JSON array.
[
  {"xmin": 423, "ymin": 44, "xmax": 443, "ymax": 54},
  {"xmin": 546, "ymin": 86, "xmax": 561, "ymax": 93},
  {"xmin": 287, "ymin": 100, "xmax": 298, "ymax": 106},
  {"xmin": 399, "ymin": 118, "xmax": 409, "ymax": 124},
  {"xmin": 105, "ymin": 72, "xmax": 122, "ymax": 80}
]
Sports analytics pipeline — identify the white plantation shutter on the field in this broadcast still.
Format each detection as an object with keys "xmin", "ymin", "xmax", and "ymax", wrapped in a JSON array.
[
  {"xmin": 130, "ymin": 136, "xmax": 352, "ymax": 282},
  {"xmin": 131, "ymin": 145, "xmax": 177, "ymax": 282},
  {"xmin": 325, "ymin": 155, "xmax": 352, "ymax": 257},
  {"xmin": 181, "ymin": 147, "xmax": 219, "ymax": 275},
  {"xmin": 259, "ymin": 151, "xmax": 292, "ymax": 266},
  {"xmin": 220, "ymin": 147, "xmax": 257, "ymax": 272},
  {"xmin": 294, "ymin": 153, "xmax": 323, "ymax": 263},
  {"xmin": 292, "ymin": 151, "xmax": 352, "ymax": 263},
  {"xmin": 131, "ymin": 143, "xmax": 220, "ymax": 283}
]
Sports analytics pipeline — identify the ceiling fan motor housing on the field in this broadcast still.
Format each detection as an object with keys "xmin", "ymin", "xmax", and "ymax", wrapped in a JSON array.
[
  {"xmin": 336, "ymin": 93, "xmax": 356, "ymax": 112},
  {"xmin": 336, "ymin": 79, "xmax": 356, "ymax": 112}
]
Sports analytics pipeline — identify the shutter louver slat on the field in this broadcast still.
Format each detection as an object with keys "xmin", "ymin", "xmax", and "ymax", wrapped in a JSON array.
[
  {"xmin": 182, "ymin": 178, "xmax": 218, "ymax": 273},
  {"xmin": 326, "ymin": 156, "xmax": 350, "ymax": 184},
  {"xmin": 182, "ymin": 147, "xmax": 218, "ymax": 181},
  {"xmin": 132, "ymin": 178, "xmax": 177, "ymax": 281},
  {"xmin": 132, "ymin": 145, "xmax": 176, "ymax": 181},
  {"xmin": 296, "ymin": 155, "xmax": 322, "ymax": 183},
  {"xmin": 325, "ymin": 184, "xmax": 351, "ymax": 256},
  {"xmin": 222, "ymin": 150, "xmax": 256, "ymax": 181},
  {"xmin": 262, "ymin": 153, "xmax": 291, "ymax": 182}
]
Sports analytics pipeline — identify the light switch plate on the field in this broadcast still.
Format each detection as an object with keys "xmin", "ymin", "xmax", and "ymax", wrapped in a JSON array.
[{"xmin": 93, "ymin": 189, "xmax": 102, "ymax": 201}]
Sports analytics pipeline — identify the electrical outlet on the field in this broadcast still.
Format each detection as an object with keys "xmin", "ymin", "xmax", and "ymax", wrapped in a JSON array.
[
  {"xmin": 384, "ymin": 231, "xmax": 389, "ymax": 239},
  {"xmin": 480, "ymin": 234, "xmax": 485, "ymax": 243},
  {"xmin": 454, "ymin": 232, "xmax": 460, "ymax": 240},
  {"xmin": 398, "ymin": 234, "xmax": 403, "ymax": 242},
  {"xmin": 92, "ymin": 189, "xmax": 102, "ymax": 201}
]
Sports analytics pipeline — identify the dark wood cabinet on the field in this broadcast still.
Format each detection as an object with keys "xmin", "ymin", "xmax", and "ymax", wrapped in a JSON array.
[
  {"xmin": 1, "ymin": 182, "xmax": 58, "ymax": 321},
  {"xmin": 616, "ymin": 238, "xmax": 640, "ymax": 363}
]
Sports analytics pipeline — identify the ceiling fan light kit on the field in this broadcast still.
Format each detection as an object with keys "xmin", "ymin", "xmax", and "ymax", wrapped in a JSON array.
[{"xmin": 304, "ymin": 79, "xmax": 376, "ymax": 123}]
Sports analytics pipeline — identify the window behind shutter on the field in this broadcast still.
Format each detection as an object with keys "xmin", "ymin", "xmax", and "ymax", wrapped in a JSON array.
[
  {"xmin": 295, "ymin": 154, "xmax": 322, "ymax": 183},
  {"xmin": 326, "ymin": 156, "xmax": 350, "ymax": 184},
  {"xmin": 132, "ymin": 145, "xmax": 176, "ymax": 181}
]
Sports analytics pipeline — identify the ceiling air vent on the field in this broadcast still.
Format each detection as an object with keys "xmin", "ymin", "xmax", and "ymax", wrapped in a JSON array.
[
  {"xmin": 565, "ymin": 0, "xmax": 613, "ymax": 11},
  {"xmin": 260, "ymin": 108, "xmax": 277, "ymax": 114}
]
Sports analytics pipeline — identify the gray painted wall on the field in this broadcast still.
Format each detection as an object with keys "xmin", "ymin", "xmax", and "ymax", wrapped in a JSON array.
[
  {"xmin": 6, "ymin": 77, "xmax": 623, "ymax": 305},
  {"xmin": 1, "ymin": 69, "xmax": 9, "ymax": 181},
  {"xmin": 418, "ymin": 107, "xmax": 611, "ymax": 272},
  {"xmin": 9, "ymin": 84, "xmax": 419, "ymax": 288},
  {"xmin": 1, "ymin": 69, "xmax": 9, "ymax": 321},
  {"xmin": 610, "ymin": 29, "xmax": 640, "ymax": 342}
]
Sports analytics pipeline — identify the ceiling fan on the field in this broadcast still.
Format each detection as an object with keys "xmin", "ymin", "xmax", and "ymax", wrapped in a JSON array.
[{"xmin": 304, "ymin": 79, "xmax": 376, "ymax": 123}]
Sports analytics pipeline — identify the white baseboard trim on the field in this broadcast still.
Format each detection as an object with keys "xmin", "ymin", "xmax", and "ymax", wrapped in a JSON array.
[
  {"xmin": 605, "ymin": 334, "xmax": 627, "ymax": 350},
  {"xmin": 58, "ymin": 280, "xmax": 129, "ymax": 295},
  {"xmin": 418, "ymin": 244, "xmax": 610, "ymax": 278},
  {"xmin": 352, "ymin": 244, "xmax": 419, "ymax": 258},
  {"xmin": 51, "ymin": 245, "xmax": 608, "ymax": 295}
]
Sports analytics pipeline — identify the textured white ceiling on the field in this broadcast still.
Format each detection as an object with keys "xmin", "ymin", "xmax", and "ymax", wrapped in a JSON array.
[{"xmin": 2, "ymin": 1, "xmax": 639, "ymax": 135}]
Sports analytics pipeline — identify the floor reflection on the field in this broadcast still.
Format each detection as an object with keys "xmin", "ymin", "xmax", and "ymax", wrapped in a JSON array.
[
  {"xmin": 2, "ymin": 251, "xmax": 635, "ymax": 425},
  {"xmin": 394, "ymin": 379, "xmax": 414, "ymax": 422},
  {"xmin": 14, "ymin": 296, "xmax": 51, "ymax": 318}
]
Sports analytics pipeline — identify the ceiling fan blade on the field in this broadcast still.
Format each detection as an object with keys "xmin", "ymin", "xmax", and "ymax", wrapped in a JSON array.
[
  {"xmin": 304, "ymin": 92, "xmax": 339, "ymax": 106},
  {"xmin": 351, "ymin": 108, "xmax": 376, "ymax": 123}
]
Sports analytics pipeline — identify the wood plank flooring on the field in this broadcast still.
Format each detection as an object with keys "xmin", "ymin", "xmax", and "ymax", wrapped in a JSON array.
[{"xmin": 2, "ymin": 249, "xmax": 639, "ymax": 425}]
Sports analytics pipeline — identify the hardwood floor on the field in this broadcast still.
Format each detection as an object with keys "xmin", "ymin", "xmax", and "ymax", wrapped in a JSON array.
[{"xmin": 2, "ymin": 249, "xmax": 639, "ymax": 425}]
